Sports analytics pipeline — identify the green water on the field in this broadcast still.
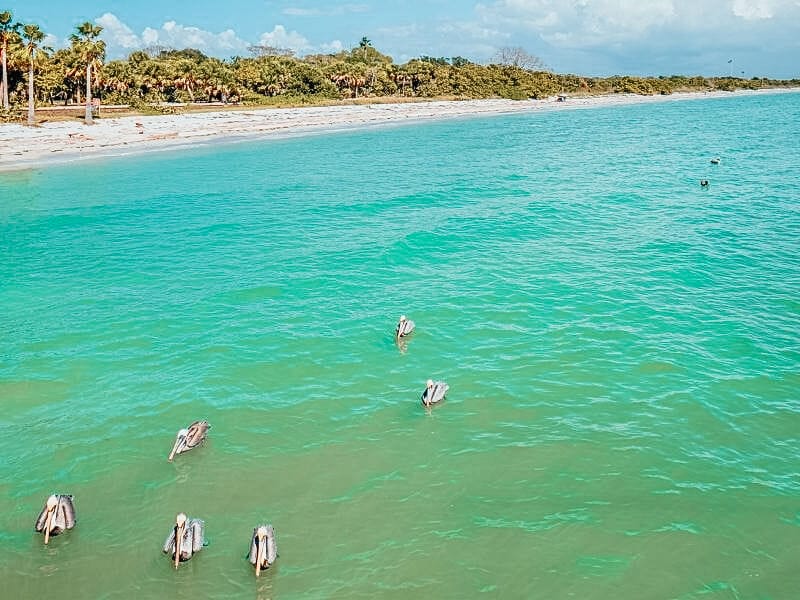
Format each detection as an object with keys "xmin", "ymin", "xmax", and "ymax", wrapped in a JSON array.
[{"xmin": 1, "ymin": 93, "xmax": 799, "ymax": 599}]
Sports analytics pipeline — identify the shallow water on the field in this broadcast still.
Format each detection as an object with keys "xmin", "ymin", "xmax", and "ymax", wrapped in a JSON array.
[{"xmin": 1, "ymin": 92, "xmax": 799, "ymax": 599}]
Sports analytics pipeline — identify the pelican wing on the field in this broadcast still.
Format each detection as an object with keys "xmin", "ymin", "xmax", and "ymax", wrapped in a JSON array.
[
  {"xmin": 162, "ymin": 527, "xmax": 177, "ymax": 555},
  {"xmin": 433, "ymin": 382, "xmax": 449, "ymax": 403},
  {"xmin": 34, "ymin": 503, "xmax": 48, "ymax": 532},
  {"xmin": 189, "ymin": 519, "xmax": 205, "ymax": 553},
  {"xmin": 248, "ymin": 528, "xmax": 259, "ymax": 565},
  {"xmin": 185, "ymin": 421, "xmax": 209, "ymax": 449},
  {"xmin": 60, "ymin": 495, "xmax": 76, "ymax": 529},
  {"xmin": 265, "ymin": 525, "xmax": 278, "ymax": 565}
]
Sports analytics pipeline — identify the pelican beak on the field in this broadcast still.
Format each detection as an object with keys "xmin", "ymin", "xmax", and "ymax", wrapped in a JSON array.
[
  {"xmin": 168, "ymin": 436, "xmax": 182, "ymax": 462},
  {"xmin": 255, "ymin": 531, "xmax": 267, "ymax": 577},
  {"xmin": 43, "ymin": 508, "xmax": 54, "ymax": 545},
  {"xmin": 174, "ymin": 524, "xmax": 184, "ymax": 569}
]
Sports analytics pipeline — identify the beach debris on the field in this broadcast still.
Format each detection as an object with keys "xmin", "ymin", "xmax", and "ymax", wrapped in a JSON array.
[
  {"xmin": 248, "ymin": 524, "xmax": 278, "ymax": 576},
  {"xmin": 135, "ymin": 122, "xmax": 144, "ymax": 134},
  {"xmin": 168, "ymin": 420, "xmax": 209, "ymax": 461},
  {"xmin": 421, "ymin": 379, "xmax": 449, "ymax": 407},
  {"xmin": 396, "ymin": 315, "xmax": 415, "ymax": 341},
  {"xmin": 163, "ymin": 513, "xmax": 205, "ymax": 568},
  {"xmin": 34, "ymin": 494, "xmax": 76, "ymax": 544}
]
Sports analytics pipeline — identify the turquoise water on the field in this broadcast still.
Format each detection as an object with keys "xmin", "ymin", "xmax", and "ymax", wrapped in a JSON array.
[{"xmin": 1, "ymin": 92, "xmax": 799, "ymax": 599}]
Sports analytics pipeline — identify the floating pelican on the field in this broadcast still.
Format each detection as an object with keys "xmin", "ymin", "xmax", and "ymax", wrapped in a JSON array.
[
  {"xmin": 248, "ymin": 524, "xmax": 278, "ymax": 576},
  {"xmin": 168, "ymin": 420, "xmax": 209, "ymax": 461},
  {"xmin": 34, "ymin": 494, "xmax": 76, "ymax": 545},
  {"xmin": 396, "ymin": 315, "xmax": 415, "ymax": 340},
  {"xmin": 700, "ymin": 179, "xmax": 709, "ymax": 188},
  {"xmin": 710, "ymin": 157, "xmax": 721, "ymax": 164},
  {"xmin": 421, "ymin": 379, "xmax": 449, "ymax": 407},
  {"xmin": 162, "ymin": 513, "xmax": 204, "ymax": 568}
]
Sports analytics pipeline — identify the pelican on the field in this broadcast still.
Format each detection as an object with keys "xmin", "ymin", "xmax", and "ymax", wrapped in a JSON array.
[
  {"xmin": 421, "ymin": 379, "xmax": 449, "ymax": 407},
  {"xmin": 162, "ymin": 513, "xmax": 204, "ymax": 568},
  {"xmin": 248, "ymin": 524, "xmax": 278, "ymax": 576},
  {"xmin": 710, "ymin": 157, "xmax": 721, "ymax": 164},
  {"xmin": 700, "ymin": 179, "xmax": 709, "ymax": 188},
  {"xmin": 396, "ymin": 315, "xmax": 415, "ymax": 340},
  {"xmin": 168, "ymin": 420, "xmax": 209, "ymax": 461},
  {"xmin": 34, "ymin": 494, "xmax": 76, "ymax": 544}
]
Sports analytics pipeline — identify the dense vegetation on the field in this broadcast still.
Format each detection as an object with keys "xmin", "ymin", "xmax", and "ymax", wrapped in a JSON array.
[{"xmin": 1, "ymin": 10, "xmax": 797, "ymax": 124}]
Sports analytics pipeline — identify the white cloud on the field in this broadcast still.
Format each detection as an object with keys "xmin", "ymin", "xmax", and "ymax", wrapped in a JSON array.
[
  {"xmin": 141, "ymin": 20, "xmax": 247, "ymax": 52},
  {"xmin": 457, "ymin": 0, "xmax": 800, "ymax": 76},
  {"xmin": 96, "ymin": 13, "xmax": 249, "ymax": 55},
  {"xmin": 320, "ymin": 40, "xmax": 345, "ymax": 53},
  {"xmin": 93, "ymin": 13, "xmax": 345, "ymax": 58},
  {"xmin": 96, "ymin": 12, "xmax": 140, "ymax": 48},
  {"xmin": 282, "ymin": 4, "xmax": 369, "ymax": 16},
  {"xmin": 732, "ymin": 0, "xmax": 775, "ymax": 19},
  {"xmin": 258, "ymin": 25, "xmax": 312, "ymax": 53}
]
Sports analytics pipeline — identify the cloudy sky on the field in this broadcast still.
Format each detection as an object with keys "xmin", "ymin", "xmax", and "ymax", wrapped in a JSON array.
[{"xmin": 12, "ymin": 1, "xmax": 800, "ymax": 77}]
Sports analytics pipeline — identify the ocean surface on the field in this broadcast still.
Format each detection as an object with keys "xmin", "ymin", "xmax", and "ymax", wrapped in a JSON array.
[{"xmin": 1, "ymin": 92, "xmax": 799, "ymax": 599}]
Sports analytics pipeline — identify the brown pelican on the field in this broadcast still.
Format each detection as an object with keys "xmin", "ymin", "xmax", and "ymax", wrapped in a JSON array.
[
  {"xmin": 168, "ymin": 420, "xmax": 209, "ymax": 461},
  {"xmin": 395, "ymin": 315, "xmax": 415, "ymax": 340},
  {"xmin": 162, "ymin": 513, "xmax": 205, "ymax": 568},
  {"xmin": 710, "ymin": 157, "xmax": 721, "ymax": 164},
  {"xmin": 248, "ymin": 524, "xmax": 278, "ymax": 576},
  {"xmin": 700, "ymin": 180, "xmax": 709, "ymax": 188},
  {"xmin": 421, "ymin": 379, "xmax": 449, "ymax": 407},
  {"xmin": 34, "ymin": 494, "xmax": 76, "ymax": 544}
]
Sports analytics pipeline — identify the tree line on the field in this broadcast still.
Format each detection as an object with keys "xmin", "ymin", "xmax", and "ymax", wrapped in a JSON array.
[{"xmin": 1, "ymin": 11, "xmax": 796, "ymax": 125}]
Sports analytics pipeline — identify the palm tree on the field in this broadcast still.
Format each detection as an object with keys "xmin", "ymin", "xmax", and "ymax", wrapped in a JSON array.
[
  {"xmin": 0, "ymin": 10, "xmax": 19, "ymax": 109},
  {"xmin": 359, "ymin": 36, "xmax": 371, "ymax": 61},
  {"xmin": 69, "ymin": 21, "xmax": 105, "ymax": 124},
  {"xmin": 21, "ymin": 24, "xmax": 48, "ymax": 125}
]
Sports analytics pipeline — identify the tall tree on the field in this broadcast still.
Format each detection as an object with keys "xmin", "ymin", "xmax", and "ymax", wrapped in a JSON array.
[
  {"xmin": 492, "ymin": 47, "xmax": 545, "ymax": 71},
  {"xmin": 69, "ymin": 21, "xmax": 105, "ymax": 124},
  {"xmin": 358, "ymin": 36, "xmax": 371, "ymax": 61},
  {"xmin": 0, "ymin": 10, "xmax": 19, "ymax": 109},
  {"xmin": 21, "ymin": 23, "xmax": 49, "ymax": 125}
]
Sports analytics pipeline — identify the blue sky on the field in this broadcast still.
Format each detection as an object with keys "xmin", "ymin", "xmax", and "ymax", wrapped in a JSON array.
[{"xmin": 11, "ymin": 1, "xmax": 800, "ymax": 78}]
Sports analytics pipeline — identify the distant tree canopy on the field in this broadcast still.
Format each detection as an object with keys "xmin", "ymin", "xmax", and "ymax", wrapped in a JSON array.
[
  {"xmin": 0, "ymin": 14, "xmax": 796, "ymax": 121},
  {"xmin": 492, "ymin": 46, "xmax": 546, "ymax": 71}
]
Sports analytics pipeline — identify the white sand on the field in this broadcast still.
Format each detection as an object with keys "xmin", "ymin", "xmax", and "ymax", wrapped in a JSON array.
[{"xmin": 1, "ymin": 89, "xmax": 797, "ymax": 171}]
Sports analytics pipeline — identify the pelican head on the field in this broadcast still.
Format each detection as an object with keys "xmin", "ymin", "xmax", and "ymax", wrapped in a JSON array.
[
  {"xmin": 399, "ymin": 315, "xmax": 406, "ymax": 323},
  {"xmin": 255, "ymin": 525, "xmax": 269, "ymax": 576},
  {"xmin": 43, "ymin": 495, "xmax": 58, "ymax": 545},
  {"xmin": 426, "ymin": 379, "xmax": 434, "ymax": 389},
  {"xmin": 174, "ymin": 513, "xmax": 187, "ymax": 568},
  {"xmin": 168, "ymin": 428, "xmax": 189, "ymax": 462}
]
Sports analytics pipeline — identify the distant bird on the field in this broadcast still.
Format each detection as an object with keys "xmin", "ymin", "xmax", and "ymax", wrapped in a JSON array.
[
  {"xmin": 168, "ymin": 420, "xmax": 209, "ymax": 461},
  {"xmin": 710, "ymin": 157, "xmax": 721, "ymax": 164},
  {"xmin": 34, "ymin": 494, "xmax": 76, "ymax": 545},
  {"xmin": 421, "ymin": 379, "xmax": 449, "ymax": 407},
  {"xmin": 395, "ymin": 315, "xmax": 415, "ymax": 340},
  {"xmin": 163, "ymin": 513, "xmax": 205, "ymax": 569},
  {"xmin": 700, "ymin": 179, "xmax": 709, "ymax": 188},
  {"xmin": 248, "ymin": 524, "xmax": 278, "ymax": 576}
]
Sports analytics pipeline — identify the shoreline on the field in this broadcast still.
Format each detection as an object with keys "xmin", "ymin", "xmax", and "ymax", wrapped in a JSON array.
[{"xmin": 2, "ymin": 88, "xmax": 798, "ymax": 173}]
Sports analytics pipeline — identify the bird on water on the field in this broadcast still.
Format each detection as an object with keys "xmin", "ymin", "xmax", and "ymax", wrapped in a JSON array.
[
  {"xmin": 421, "ymin": 379, "xmax": 449, "ymax": 407},
  {"xmin": 163, "ymin": 512, "xmax": 205, "ymax": 568},
  {"xmin": 396, "ymin": 315, "xmax": 415, "ymax": 340},
  {"xmin": 248, "ymin": 524, "xmax": 278, "ymax": 576},
  {"xmin": 168, "ymin": 420, "xmax": 209, "ymax": 461},
  {"xmin": 34, "ymin": 494, "xmax": 76, "ymax": 545}
]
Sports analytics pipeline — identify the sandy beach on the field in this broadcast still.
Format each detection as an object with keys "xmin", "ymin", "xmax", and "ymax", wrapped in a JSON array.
[{"xmin": 1, "ymin": 88, "xmax": 796, "ymax": 172}]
